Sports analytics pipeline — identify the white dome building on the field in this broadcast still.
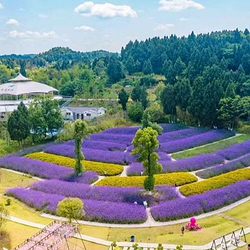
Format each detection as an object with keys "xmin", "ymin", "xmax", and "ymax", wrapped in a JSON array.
[{"xmin": 0, "ymin": 73, "xmax": 61, "ymax": 120}]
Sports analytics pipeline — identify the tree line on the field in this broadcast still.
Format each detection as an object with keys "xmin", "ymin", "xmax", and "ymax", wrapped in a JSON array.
[{"xmin": 7, "ymin": 97, "xmax": 63, "ymax": 146}]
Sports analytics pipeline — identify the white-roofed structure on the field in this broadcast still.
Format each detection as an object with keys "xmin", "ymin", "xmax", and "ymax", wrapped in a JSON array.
[
  {"xmin": 0, "ymin": 73, "xmax": 61, "ymax": 121},
  {"xmin": 0, "ymin": 73, "xmax": 57, "ymax": 96}
]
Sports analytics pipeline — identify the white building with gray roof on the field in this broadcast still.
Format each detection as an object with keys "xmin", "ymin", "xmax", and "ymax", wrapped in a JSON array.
[{"xmin": 61, "ymin": 106, "xmax": 106, "ymax": 121}]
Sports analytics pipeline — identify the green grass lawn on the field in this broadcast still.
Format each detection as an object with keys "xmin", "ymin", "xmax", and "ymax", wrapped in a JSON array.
[
  {"xmin": 0, "ymin": 168, "xmax": 37, "ymax": 195},
  {"xmin": 172, "ymin": 134, "xmax": 250, "ymax": 159}
]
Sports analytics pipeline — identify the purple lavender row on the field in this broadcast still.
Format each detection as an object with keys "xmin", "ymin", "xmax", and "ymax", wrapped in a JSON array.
[
  {"xmin": 101, "ymin": 126, "xmax": 140, "ymax": 135},
  {"xmin": 0, "ymin": 155, "xmax": 98, "ymax": 184},
  {"xmin": 158, "ymin": 127, "xmax": 207, "ymax": 143},
  {"xmin": 7, "ymin": 188, "xmax": 147, "ymax": 224},
  {"xmin": 89, "ymin": 133, "xmax": 134, "ymax": 145},
  {"xmin": 44, "ymin": 144, "xmax": 129, "ymax": 165},
  {"xmin": 159, "ymin": 123, "xmax": 188, "ymax": 133},
  {"xmin": 160, "ymin": 130, "xmax": 235, "ymax": 153},
  {"xmin": 65, "ymin": 140, "xmax": 127, "ymax": 152},
  {"xmin": 31, "ymin": 180, "xmax": 178, "ymax": 205},
  {"xmin": 127, "ymin": 153, "xmax": 224, "ymax": 175},
  {"xmin": 196, "ymin": 153, "xmax": 250, "ymax": 179},
  {"xmin": 101, "ymin": 124, "xmax": 188, "ymax": 135},
  {"xmin": 151, "ymin": 180, "xmax": 250, "ymax": 221},
  {"xmin": 216, "ymin": 139, "xmax": 250, "ymax": 160}
]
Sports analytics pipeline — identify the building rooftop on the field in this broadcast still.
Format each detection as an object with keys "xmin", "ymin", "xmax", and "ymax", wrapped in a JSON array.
[
  {"xmin": 62, "ymin": 106, "xmax": 105, "ymax": 113},
  {"xmin": 0, "ymin": 73, "xmax": 58, "ymax": 96}
]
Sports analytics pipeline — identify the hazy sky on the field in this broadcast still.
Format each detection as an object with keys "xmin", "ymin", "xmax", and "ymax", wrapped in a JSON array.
[{"xmin": 0, "ymin": 0, "xmax": 250, "ymax": 54}]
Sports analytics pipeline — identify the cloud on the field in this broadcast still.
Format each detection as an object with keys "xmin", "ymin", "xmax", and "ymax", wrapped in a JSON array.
[
  {"xmin": 159, "ymin": 0, "xmax": 205, "ymax": 12},
  {"xmin": 74, "ymin": 25, "xmax": 95, "ymax": 31},
  {"xmin": 39, "ymin": 14, "xmax": 47, "ymax": 19},
  {"xmin": 6, "ymin": 19, "xmax": 19, "ymax": 26},
  {"xmin": 9, "ymin": 30, "xmax": 57, "ymax": 39},
  {"xmin": 180, "ymin": 17, "xmax": 188, "ymax": 21},
  {"xmin": 75, "ymin": 1, "xmax": 137, "ymax": 18},
  {"xmin": 0, "ymin": 3, "xmax": 3, "ymax": 9},
  {"xmin": 154, "ymin": 23, "xmax": 174, "ymax": 31}
]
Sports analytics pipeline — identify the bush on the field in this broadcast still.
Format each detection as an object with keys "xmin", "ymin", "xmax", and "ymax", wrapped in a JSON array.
[
  {"xmin": 180, "ymin": 168, "xmax": 250, "ymax": 196},
  {"xmin": 26, "ymin": 152, "xmax": 123, "ymax": 176},
  {"xmin": 96, "ymin": 173, "xmax": 197, "ymax": 187},
  {"xmin": 127, "ymin": 102, "xmax": 143, "ymax": 122}
]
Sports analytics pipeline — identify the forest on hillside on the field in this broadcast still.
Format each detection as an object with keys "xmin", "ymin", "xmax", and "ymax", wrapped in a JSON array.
[{"xmin": 1, "ymin": 29, "xmax": 250, "ymax": 129}]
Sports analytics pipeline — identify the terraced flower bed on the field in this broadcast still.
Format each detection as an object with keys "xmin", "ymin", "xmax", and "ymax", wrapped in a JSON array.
[
  {"xmin": 179, "ymin": 168, "xmax": 250, "ymax": 196},
  {"xmin": 6, "ymin": 187, "xmax": 147, "ymax": 224},
  {"xmin": 3, "ymin": 124, "xmax": 250, "ymax": 224},
  {"xmin": 95, "ymin": 173, "xmax": 198, "ymax": 187},
  {"xmin": 0, "ymin": 155, "xmax": 98, "ymax": 184},
  {"xmin": 26, "ymin": 152, "xmax": 123, "ymax": 176},
  {"xmin": 151, "ymin": 181, "xmax": 250, "ymax": 221}
]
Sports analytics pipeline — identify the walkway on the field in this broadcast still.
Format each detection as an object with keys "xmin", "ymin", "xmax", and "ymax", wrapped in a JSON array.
[
  {"xmin": 170, "ymin": 133, "xmax": 242, "ymax": 156},
  {"xmin": 41, "ymin": 195, "xmax": 250, "ymax": 228},
  {"xmin": 4, "ymin": 215, "xmax": 250, "ymax": 250}
]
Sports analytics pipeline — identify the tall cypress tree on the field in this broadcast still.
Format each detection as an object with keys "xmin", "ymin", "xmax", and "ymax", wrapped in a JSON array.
[{"xmin": 74, "ymin": 120, "xmax": 88, "ymax": 176}]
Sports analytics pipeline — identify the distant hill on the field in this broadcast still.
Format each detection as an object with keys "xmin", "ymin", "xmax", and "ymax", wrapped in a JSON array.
[{"xmin": 0, "ymin": 47, "xmax": 118, "ymax": 68}]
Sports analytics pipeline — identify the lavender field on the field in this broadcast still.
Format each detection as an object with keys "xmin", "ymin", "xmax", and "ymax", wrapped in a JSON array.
[{"xmin": 3, "ymin": 124, "xmax": 250, "ymax": 224}]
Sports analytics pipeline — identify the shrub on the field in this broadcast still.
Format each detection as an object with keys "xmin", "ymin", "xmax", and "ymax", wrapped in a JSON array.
[
  {"xmin": 96, "ymin": 173, "xmax": 197, "ymax": 187},
  {"xmin": 57, "ymin": 198, "xmax": 84, "ymax": 222},
  {"xmin": 26, "ymin": 152, "xmax": 123, "ymax": 176},
  {"xmin": 127, "ymin": 102, "xmax": 143, "ymax": 122},
  {"xmin": 180, "ymin": 168, "xmax": 250, "ymax": 196}
]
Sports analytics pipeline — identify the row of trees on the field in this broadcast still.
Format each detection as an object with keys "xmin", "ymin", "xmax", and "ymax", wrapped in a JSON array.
[{"xmin": 7, "ymin": 98, "xmax": 63, "ymax": 145}]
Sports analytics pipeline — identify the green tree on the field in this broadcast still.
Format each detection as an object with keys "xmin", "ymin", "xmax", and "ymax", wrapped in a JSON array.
[
  {"xmin": 57, "ymin": 198, "xmax": 84, "ymax": 222},
  {"xmin": 174, "ymin": 78, "xmax": 191, "ymax": 111},
  {"xmin": 131, "ymin": 84, "xmax": 141, "ymax": 102},
  {"xmin": 107, "ymin": 56, "xmax": 124, "ymax": 84},
  {"xmin": 188, "ymin": 77, "xmax": 205, "ymax": 125},
  {"xmin": 74, "ymin": 120, "xmax": 88, "ymax": 175},
  {"xmin": 144, "ymin": 102, "xmax": 164, "ymax": 123},
  {"xmin": 43, "ymin": 98, "xmax": 64, "ymax": 136},
  {"xmin": 140, "ymin": 87, "xmax": 148, "ymax": 110},
  {"xmin": 141, "ymin": 111, "xmax": 163, "ymax": 135},
  {"xmin": 142, "ymin": 59, "xmax": 153, "ymax": 75},
  {"xmin": 7, "ymin": 102, "xmax": 31, "ymax": 146},
  {"xmin": 20, "ymin": 60, "xmax": 27, "ymax": 77},
  {"xmin": 174, "ymin": 57, "xmax": 186, "ymax": 79},
  {"xmin": 118, "ymin": 88, "xmax": 129, "ymax": 110},
  {"xmin": 125, "ymin": 55, "xmax": 136, "ymax": 74},
  {"xmin": 217, "ymin": 96, "xmax": 241, "ymax": 129},
  {"xmin": 127, "ymin": 102, "xmax": 143, "ymax": 122},
  {"xmin": 161, "ymin": 84, "xmax": 176, "ymax": 121},
  {"xmin": 155, "ymin": 81, "xmax": 165, "ymax": 100},
  {"xmin": 225, "ymin": 82, "xmax": 236, "ymax": 98},
  {"xmin": 203, "ymin": 80, "xmax": 224, "ymax": 126},
  {"xmin": 29, "ymin": 100, "xmax": 47, "ymax": 141},
  {"xmin": 29, "ymin": 97, "xmax": 63, "ymax": 140},
  {"xmin": 132, "ymin": 127, "xmax": 162, "ymax": 191}
]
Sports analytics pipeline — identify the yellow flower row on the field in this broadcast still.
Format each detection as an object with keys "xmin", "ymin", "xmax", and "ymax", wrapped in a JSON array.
[
  {"xmin": 180, "ymin": 168, "xmax": 250, "ymax": 196},
  {"xmin": 26, "ymin": 152, "xmax": 124, "ymax": 176},
  {"xmin": 96, "ymin": 172, "xmax": 198, "ymax": 187}
]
